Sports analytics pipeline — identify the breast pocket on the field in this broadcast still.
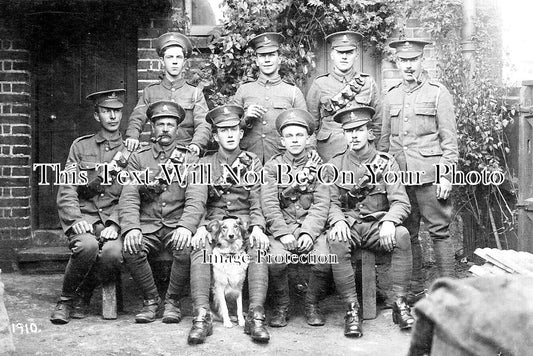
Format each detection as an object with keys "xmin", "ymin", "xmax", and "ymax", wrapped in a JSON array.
[
  {"xmin": 414, "ymin": 103, "xmax": 437, "ymax": 136},
  {"xmin": 389, "ymin": 106, "xmax": 401, "ymax": 136}
]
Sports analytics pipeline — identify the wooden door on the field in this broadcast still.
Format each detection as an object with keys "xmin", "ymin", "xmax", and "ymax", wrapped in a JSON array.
[{"xmin": 32, "ymin": 11, "xmax": 137, "ymax": 229}]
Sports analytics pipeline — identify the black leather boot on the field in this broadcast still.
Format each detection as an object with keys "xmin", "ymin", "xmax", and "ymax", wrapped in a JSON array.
[
  {"xmin": 244, "ymin": 306, "xmax": 270, "ymax": 343},
  {"xmin": 344, "ymin": 302, "xmax": 363, "ymax": 337},
  {"xmin": 188, "ymin": 308, "xmax": 213, "ymax": 345},
  {"xmin": 305, "ymin": 303, "xmax": 325, "ymax": 326},
  {"xmin": 392, "ymin": 297, "xmax": 415, "ymax": 329},
  {"xmin": 269, "ymin": 306, "xmax": 288, "ymax": 327},
  {"xmin": 162, "ymin": 298, "xmax": 182, "ymax": 324},
  {"xmin": 50, "ymin": 300, "xmax": 73, "ymax": 324},
  {"xmin": 135, "ymin": 296, "xmax": 161, "ymax": 323}
]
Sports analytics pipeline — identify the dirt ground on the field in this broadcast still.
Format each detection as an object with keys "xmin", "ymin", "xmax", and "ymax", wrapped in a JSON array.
[{"xmin": 1, "ymin": 271, "xmax": 419, "ymax": 356}]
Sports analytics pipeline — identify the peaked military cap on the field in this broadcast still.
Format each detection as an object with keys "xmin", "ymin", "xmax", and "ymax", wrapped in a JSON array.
[
  {"xmin": 147, "ymin": 100, "xmax": 185, "ymax": 124},
  {"xmin": 155, "ymin": 32, "xmax": 193, "ymax": 58},
  {"xmin": 86, "ymin": 89, "xmax": 125, "ymax": 109},
  {"xmin": 389, "ymin": 39, "xmax": 431, "ymax": 59},
  {"xmin": 333, "ymin": 106, "xmax": 375, "ymax": 130},
  {"xmin": 206, "ymin": 104, "xmax": 244, "ymax": 128},
  {"xmin": 326, "ymin": 31, "xmax": 363, "ymax": 51},
  {"xmin": 248, "ymin": 32, "xmax": 285, "ymax": 54},
  {"xmin": 276, "ymin": 108, "xmax": 315, "ymax": 135}
]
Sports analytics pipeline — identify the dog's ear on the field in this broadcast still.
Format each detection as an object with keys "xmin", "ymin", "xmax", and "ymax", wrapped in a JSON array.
[
  {"xmin": 207, "ymin": 220, "xmax": 221, "ymax": 236},
  {"xmin": 237, "ymin": 218, "xmax": 249, "ymax": 237}
]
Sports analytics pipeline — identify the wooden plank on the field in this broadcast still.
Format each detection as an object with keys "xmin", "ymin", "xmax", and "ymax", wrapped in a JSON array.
[
  {"xmin": 102, "ymin": 282, "xmax": 117, "ymax": 320},
  {"xmin": 361, "ymin": 250, "xmax": 376, "ymax": 320}
]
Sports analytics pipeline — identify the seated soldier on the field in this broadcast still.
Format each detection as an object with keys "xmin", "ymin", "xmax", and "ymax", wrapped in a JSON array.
[
  {"xmin": 324, "ymin": 106, "xmax": 415, "ymax": 337},
  {"xmin": 51, "ymin": 89, "xmax": 127, "ymax": 324},
  {"xmin": 189, "ymin": 105, "xmax": 270, "ymax": 345},
  {"xmin": 261, "ymin": 109, "xmax": 330, "ymax": 327},
  {"xmin": 119, "ymin": 101, "xmax": 206, "ymax": 323}
]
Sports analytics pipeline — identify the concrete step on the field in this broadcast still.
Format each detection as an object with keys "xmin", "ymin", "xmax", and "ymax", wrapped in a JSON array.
[
  {"xmin": 32, "ymin": 230, "xmax": 67, "ymax": 246},
  {"xmin": 16, "ymin": 246, "xmax": 70, "ymax": 274}
]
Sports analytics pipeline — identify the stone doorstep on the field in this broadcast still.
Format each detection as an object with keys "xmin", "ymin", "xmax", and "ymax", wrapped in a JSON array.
[{"xmin": 15, "ymin": 246, "xmax": 71, "ymax": 274}]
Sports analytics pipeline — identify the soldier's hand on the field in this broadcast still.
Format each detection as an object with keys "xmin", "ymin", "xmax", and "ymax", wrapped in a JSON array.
[
  {"xmin": 436, "ymin": 177, "xmax": 452, "ymax": 200},
  {"xmin": 100, "ymin": 223, "xmax": 119, "ymax": 240},
  {"xmin": 187, "ymin": 144, "xmax": 200, "ymax": 157},
  {"xmin": 329, "ymin": 221, "xmax": 350, "ymax": 243},
  {"xmin": 71, "ymin": 220, "xmax": 94, "ymax": 235},
  {"xmin": 191, "ymin": 226, "xmax": 211, "ymax": 250},
  {"xmin": 250, "ymin": 226, "xmax": 269, "ymax": 251},
  {"xmin": 172, "ymin": 227, "xmax": 192, "ymax": 250},
  {"xmin": 297, "ymin": 234, "xmax": 314, "ymax": 253},
  {"xmin": 379, "ymin": 221, "xmax": 396, "ymax": 252},
  {"xmin": 124, "ymin": 229, "xmax": 143, "ymax": 255},
  {"xmin": 308, "ymin": 150, "xmax": 322, "ymax": 166},
  {"xmin": 125, "ymin": 138, "xmax": 140, "ymax": 152},
  {"xmin": 280, "ymin": 234, "xmax": 298, "ymax": 251},
  {"xmin": 245, "ymin": 104, "xmax": 267, "ymax": 120}
]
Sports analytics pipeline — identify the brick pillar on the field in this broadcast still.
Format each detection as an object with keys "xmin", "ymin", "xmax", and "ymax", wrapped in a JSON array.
[{"xmin": 0, "ymin": 20, "xmax": 32, "ymax": 270}]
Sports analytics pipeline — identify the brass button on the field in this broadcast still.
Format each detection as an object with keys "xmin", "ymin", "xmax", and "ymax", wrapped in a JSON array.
[
  {"xmin": 261, "ymin": 134, "xmax": 266, "ymax": 138},
  {"xmin": 262, "ymin": 121, "xmax": 267, "ymax": 125},
  {"xmin": 162, "ymin": 202, "xmax": 166, "ymax": 207}
]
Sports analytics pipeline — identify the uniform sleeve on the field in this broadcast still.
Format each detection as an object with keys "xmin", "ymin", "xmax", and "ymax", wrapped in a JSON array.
[
  {"xmin": 56, "ymin": 143, "xmax": 84, "ymax": 234},
  {"xmin": 382, "ymin": 158, "xmax": 411, "ymax": 224},
  {"xmin": 261, "ymin": 159, "xmax": 292, "ymax": 239},
  {"xmin": 249, "ymin": 156, "xmax": 266, "ymax": 230},
  {"xmin": 305, "ymin": 80, "xmax": 322, "ymax": 135},
  {"xmin": 292, "ymin": 86, "xmax": 307, "ymax": 110},
  {"xmin": 125, "ymin": 89, "xmax": 149, "ymax": 139},
  {"xmin": 178, "ymin": 165, "xmax": 208, "ymax": 234},
  {"xmin": 378, "ymin": 93, "xmax": 391, "ymax": 152},
  {"xmin": 189, "ymin": 88, "xmax": 212, "ymax": 151},
  {"xmin": 300, "ymin": 180, "xmax": 329, "ymax": 241},
  {"xmin": 326, "ymin": 164, "xmax": 346, "ymax": 226},
  {"xmin": 436, "ymin": 86, "xmax": 459, "ymax": 173},
  {"xmin": 369, "ymin": 79, "xmax": 384, "ymax": 150},
  {"xmin": 230, "ymin": 85, "xmax": 244, "ymax": 106},
  {"xmin": 118, "ymin": 153, "xmax": 142, "ymax": 235}
]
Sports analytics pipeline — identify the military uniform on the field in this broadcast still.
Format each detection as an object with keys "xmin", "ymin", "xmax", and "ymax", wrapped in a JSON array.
[
  {"xmin": 306, "ymin": 31, "xmax": 383, "ymax": 162},
  {"xmin": 381, "ymin": 39, "xmax": 458, "ymax": 296},
  {"xmin": 325, "ymin": 106, "xmax": 414, "ymax": 335},
  {"xmin": 231, "ymin": 32, "xmax": 307, "ymax": 164},
  {"xmin": 260, "ymin": 108, "xmax": 330, "ymax": 326},
  {"xmin": 51, "ymin": 89, "xmax": 127, "ymax": 324},
  {"xmin": 125, "ymin": 32, "xmax": 211, "ymax": 152},
  {"xmin": 119, "ymin": 101, "xmax": 206, "ymax": 323},
  {"xmin": 188, "ymin": 104, "xmax": 270, "ymax": 344}
]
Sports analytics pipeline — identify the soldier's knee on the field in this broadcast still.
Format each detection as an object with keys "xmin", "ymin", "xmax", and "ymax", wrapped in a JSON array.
[
  {"xmin": 71, "ymin": 233, "xmax": 99, "ymax": 258},
  {"xmin": 328, "ymin": 240, "xmax": 350, "ymax": 260},
  {"xmin": 122, "ymin": 249, "xmax": 147, "ymax": 263},
  {"xmin": 268, "ymin": 261, "xmax": 287, "ymax": 275},
  {"xmin": 100, "ymin": 243, "xmax": 123, "ymax": 266},
  {"xmin": 173, "ymin": 249, "xmax": 190, "ymax": 265},
  {"xmin": 395, "ymin": 226, "xmax": 411, "ymax": 250}
]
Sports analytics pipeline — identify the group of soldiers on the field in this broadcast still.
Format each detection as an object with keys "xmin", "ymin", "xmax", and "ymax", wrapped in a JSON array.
[{"xmin": 50, "ymin": 29, "xmax": 458, "ymax": 346}]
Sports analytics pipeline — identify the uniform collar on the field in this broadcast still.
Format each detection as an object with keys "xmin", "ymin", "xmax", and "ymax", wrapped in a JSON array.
[
  {"xmin": 331, "ymin": 66, "xmax": 358, "ymax": 83},
  {"xmin": 349, "ymin": 144, "xmax": 376, "ymax": 164},
  {"xmin": 257, "ymin": 73, "xmax": 282, "ymax": 86},
  {"xmin": 283, "ymin": 149, "xmax": 308, "ymax": 166},
  {"xmin": 217, "ymin": 148, "xmax": 243, "ymax": 165},
  {"xmin": 161, "ymin": 76, "xmax": 186, "ymax": 90},
  {"xmin": 94, "ymin": 130, "xmax": 123, "ymax": 149},
  {"xmin": 151, "ymin": 140, "xmax": 179, "ymax": 159}
]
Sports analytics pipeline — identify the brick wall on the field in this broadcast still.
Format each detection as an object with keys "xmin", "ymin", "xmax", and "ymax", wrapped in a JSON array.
[{"xmin": 0, "ymin": 19, "xmax": 32, "ymax": 270}]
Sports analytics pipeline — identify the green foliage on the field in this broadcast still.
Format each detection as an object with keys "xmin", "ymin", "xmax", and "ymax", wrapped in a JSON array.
[{"xmin": 207, "ymin": 0, "xmax": 397, "ymax": 105}]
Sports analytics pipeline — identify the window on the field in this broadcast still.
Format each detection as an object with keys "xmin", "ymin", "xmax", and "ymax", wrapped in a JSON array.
[{"xmin": 185, "ymin": 0, "xmax": 224, "ymax": 36}]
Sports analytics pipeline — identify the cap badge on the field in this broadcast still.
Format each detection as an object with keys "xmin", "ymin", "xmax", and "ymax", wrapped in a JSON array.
[
  {"xmin": 162, "ymin": 105, "xmax": 168, "ymax": 112},
  {"xmin": 108, "ymin": 92, "xmax": 117, "ymax": 99},
  {"xmin": 223, "ymin": 107, "xmax": 230, "ymax": 115},
  {"xmin": 263, "ymin": 36, "xmax": 270, "ymax": 44},
  {"xmin": 342, "ymin": 35, "xmax": 348, "ymax": 43}
]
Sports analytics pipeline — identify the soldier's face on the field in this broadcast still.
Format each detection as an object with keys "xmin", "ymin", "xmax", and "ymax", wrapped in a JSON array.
[
  {"xmin": 280, "ymin": 125, "xmax": 310, "ymax": 156},
  {"xmin": 214, "ymin": 125, "xmax": 243, "ymax": 152},
  {"xmin": 94, "ymin": 107, "xmax": 122, "ymax": 133},
  {"xmin": 330, "ymin": 49, "xmax": 356, "ymax": 73},
  {"xmin": 344, "ymin": 125, "xmax": 371, "ymax": 151},
  {"xmin": 152, "ymin": 117, "xmax": 179, "ymax": 146},
  {"xmin": 161, "ymin": 46, "xmax": 186, "ymax": 78},
  {"xmin": 255, "ymin": 51, "xmax": 281, "ymax": 76},
  {"xmin": 396, "ymin": 55, "xmax": 424, "ymax": 83}
]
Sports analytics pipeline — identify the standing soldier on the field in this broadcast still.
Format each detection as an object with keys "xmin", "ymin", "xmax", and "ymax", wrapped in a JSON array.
[
  {"xmin": 325, "ymin": 106, "xmax": 414, "ymax": 336},
  {"xmin": 119, "ymin": 101, "xmax": 206, "ymax": 323},
  {"xmin": 188, "ymin": 105, "xmax": 270, "ymax": 345},
  {"xmin": 231, "ymin": 32, "xmax": 308, "ymax": 164},
  {"xmin": 306, "ymin": 31, "xmax": 383, "ymax": 162},
  {"xmin": 124, "ymin": 32, "xmax": 211, "ymax": 158},
  {"xmin": 51, "ymin": 89, "xmax": 127, "ymax": 324},
  {"xmin": 261, "ymin": 109, "xmax": 330, "ymax": 328},
  {"xmin": 381, "ymin": 39, "xmax": 458, "ymax": 302}
]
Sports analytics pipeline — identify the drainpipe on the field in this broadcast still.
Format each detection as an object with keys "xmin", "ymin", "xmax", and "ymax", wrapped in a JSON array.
[{"xmin": 462, "ymin": 0, "xmax": 476, "ymax": 83}]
